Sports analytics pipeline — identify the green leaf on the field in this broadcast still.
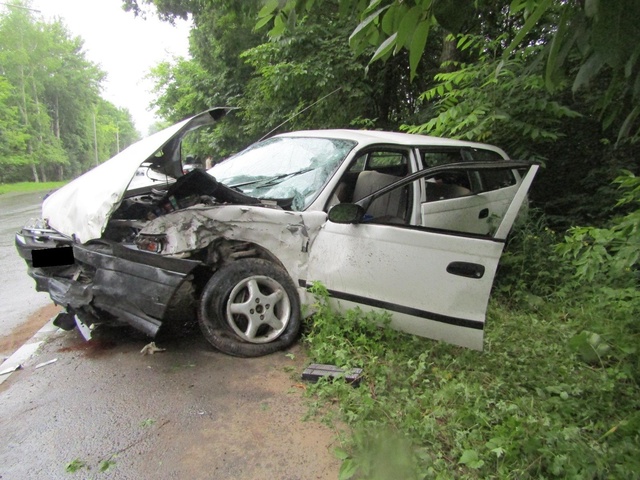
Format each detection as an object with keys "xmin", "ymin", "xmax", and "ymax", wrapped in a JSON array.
[
  {"xmin": 258, "ymin": 0, "xmax": 279, "ymax": 18},
  {"xmin": 503, "ymin": 0, "xmax": 552, "ymax": 59},
  {"xmin": 334, "ymin": 447, "xmax": 350, "ymax": 460},
  {"xmin": 409, "ymin": 20, "xmax": 430, "ymax": 80},
  {"xmin": 459, "ymin": 449, "xmax": 484, "ymax": 469},
  {"xmin": 270, "ymin": 13, "xmax": 286, "ymax": 38},
  {"xmin": 369, "ymin": 32, "xmax": 397, "ymax": 64},
  {"xmin": 569, "ymin": 331, "xmax": 611, "ymax": 364},
  {"xmin": 99, "ymin": 459, "xmax": 116, "ymax": 472},
  {"xmin": 140, "ymin": 418, "xmax": 156, "ymax": 428},
  {"xmin": 338, "ymin": 458, "xmax": 358, "ymax": 480},
  {"xmin": 545, "ymin": 6, "xmax": 574, "ymax": 89},
  {"xmin": 396, "ymin": 6, "xmax": 421, "ymax": 49},
  {"xmin": 616, "ymin": 105, "xmax": 640, "ymax": 145},
  {"xmin": 573, "ymin": 53, "xmax": 606, "ymax": 91},
  {"xmin": 381, "ymin": 7, "xmax": 397, "ymax": 35},
  {"xmin": 65, "ymin": 459, "xmax": 86, "ymax": 473},
  {"xmin": 362, "ymin": 0, "xmax": 384, "ymax": 17},
  {"xmin": 255, "ymin": 13, "xmax": 274, "ymax": 31},
  {"xmin": 349, "ymin": 6, "xmax": 390, "ymax": 45}
]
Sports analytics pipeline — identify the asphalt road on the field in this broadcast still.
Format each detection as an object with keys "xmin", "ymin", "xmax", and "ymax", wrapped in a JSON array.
[
  {"xmin": 0, "ymin": 191, "xmax": 340, "ymax": 479},
  {"xmin": 0, "ymin": 326, "xmax": 340, "ymax": 479},
  {"xmin": 0, "ymin": 191, "xmax": 55, "ymax": 355}
]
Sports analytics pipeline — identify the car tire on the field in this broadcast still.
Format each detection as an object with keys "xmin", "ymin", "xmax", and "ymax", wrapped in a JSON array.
[{"xmin": 198, "ymin": 258, "xmax": 301, "ymax": 357}]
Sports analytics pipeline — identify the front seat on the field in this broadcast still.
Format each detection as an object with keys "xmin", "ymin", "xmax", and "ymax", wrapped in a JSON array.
[{"xmin": 352, "ymin": 171, "xmax": 407, "ymax": 223}]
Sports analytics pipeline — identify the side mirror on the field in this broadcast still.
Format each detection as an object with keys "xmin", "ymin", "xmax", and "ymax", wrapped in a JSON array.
[{"xmin": 328, "ymin": 203, "xmax": 365, "ymax": 224}]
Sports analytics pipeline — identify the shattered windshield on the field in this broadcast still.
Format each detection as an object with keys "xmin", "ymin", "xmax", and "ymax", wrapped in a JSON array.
[{"xmin": 208, "ymin": 136, "xmax": 356, "ymax": 210}]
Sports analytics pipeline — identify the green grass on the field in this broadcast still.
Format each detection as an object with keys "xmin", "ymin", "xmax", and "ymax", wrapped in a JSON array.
[
  {"xmin": 303, "ymin": 283, "xmax": 640, "ymax": 479},
  {"xmin": 0, "ymin": 181, "xmax": 67, "ymax": 195}
]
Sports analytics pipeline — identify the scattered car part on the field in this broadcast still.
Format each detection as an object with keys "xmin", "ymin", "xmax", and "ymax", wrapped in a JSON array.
[
  {"xmin": 302, "ymin": 364, "xmax": 363, "ymax": 386},
  {"xmin": 140, "ymin": 342, "xmax": 166, "ymax": 355}
]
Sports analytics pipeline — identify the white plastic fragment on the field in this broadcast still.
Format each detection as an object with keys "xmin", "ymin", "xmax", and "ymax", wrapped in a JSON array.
[
  {"xmin": 140, "ymin": 342, "xmax": 166, "ymax": 355},
  {"xmin": 0, "ymin": 364, "xmax": 22, "ymax": 376},
  {"xmin": 35, "ymin": 358, "xmax": 58, "ymax": 369},
  {"xmin": 74, "ymin": 315, "xmax": 92, "ymax": 341}
]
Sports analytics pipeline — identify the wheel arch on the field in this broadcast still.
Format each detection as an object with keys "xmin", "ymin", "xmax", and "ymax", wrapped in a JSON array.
[{"xmin": 191, "ymin": 238, "xmax": 294, "ymax": 297}]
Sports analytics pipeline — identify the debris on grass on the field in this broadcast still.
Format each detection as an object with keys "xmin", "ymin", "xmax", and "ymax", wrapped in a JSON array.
[{"xmin": 302, "ymin": 363, "xmax": 363, "ymax": 386}]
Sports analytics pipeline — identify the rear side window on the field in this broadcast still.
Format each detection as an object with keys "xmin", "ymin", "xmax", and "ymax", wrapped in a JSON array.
[
  {"xmin": 478, "ymin": 170, "xmax": 517, "ymax": 192},
  {"xmin": 421, "ymin": 148, "xmax": 516, "ymax": 194},
  {"xmin": 422, "ymin": 150, "xmax": 464, "ymax": 167}
]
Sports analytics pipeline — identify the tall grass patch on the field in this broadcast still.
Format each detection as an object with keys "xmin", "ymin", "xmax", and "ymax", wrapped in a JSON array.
[
  {"xmin": 0, "ymin": 181, "xmax": 66, "ymax": 195},
  {"xmin": 303, "ymin": 201, "xmax": 639, "ymax": 479}
]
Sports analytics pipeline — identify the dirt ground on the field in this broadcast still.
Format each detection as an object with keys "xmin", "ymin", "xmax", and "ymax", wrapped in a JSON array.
[
  {"xmin": 0, "ymin": 303, "xmax": 60, "ymax": 359},
  {"xmin": 0, "ymin": 323, "xmax": 342, "ymax": 479}
]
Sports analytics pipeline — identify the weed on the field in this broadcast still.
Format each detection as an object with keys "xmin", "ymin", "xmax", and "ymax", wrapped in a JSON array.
[
  {"xmin": 98, "ymin": 458, "xmax": 116, "ymax": 472},
  {"xmin": 140, "ymin": 418, "xmax": 156, "ymax": 428},
  {"xmin": 64, "ymin": 458, "xmax": 86, "ymax": 473},
  {"xmin": 302, "ymin": 281, "xmax": 640, "ymax": 478}
]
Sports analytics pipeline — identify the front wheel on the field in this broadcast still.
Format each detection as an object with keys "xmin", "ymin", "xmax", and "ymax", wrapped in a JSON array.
[{"xmin": 198, "ymin": 258, "xmax": 301, "ymax": 357}]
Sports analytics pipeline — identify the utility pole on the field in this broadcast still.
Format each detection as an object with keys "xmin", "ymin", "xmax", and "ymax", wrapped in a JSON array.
[{"xmin": 93, "ymin": 110, "xmax": 99, "ymax": 166}]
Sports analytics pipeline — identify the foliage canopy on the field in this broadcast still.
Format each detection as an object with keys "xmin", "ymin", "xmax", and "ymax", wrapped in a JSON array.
[{"xmin": 0, "ymin": 1, "xmax": 139, "ymax": 183}]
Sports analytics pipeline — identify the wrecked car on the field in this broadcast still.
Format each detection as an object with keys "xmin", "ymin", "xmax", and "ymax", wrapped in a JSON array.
[{"xmin": 15, "ymin": 108, "xmax": 538, "ymax": 357}]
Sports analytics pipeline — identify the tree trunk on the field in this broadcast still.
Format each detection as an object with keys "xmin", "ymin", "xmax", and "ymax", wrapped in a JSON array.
[
  {"xmin": 54, "ymin": 94, "xmax": 60, "ymax": 139},
  {"xmin": 439, "ymin": 32, "xmax": 460, "ymax": 72},
  {"xmin": 39, "ymin": 164, "xmax": 47, "ymax": 183},
  {"xmin": 18, "ymin": 65, "xmax": 38, "ymax": 182},
  {"xmin": 31, "ymin": 161, "xmax": 39, "ymax": 183},
  {"xmin": 31, "ymin": 72, "xmax": 47, "ymax": 182}
]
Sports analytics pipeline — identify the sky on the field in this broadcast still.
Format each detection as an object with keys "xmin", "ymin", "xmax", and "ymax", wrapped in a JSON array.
[{"xmin": 28, "ymin": 0, "xmax": 192, "ymax": 135}]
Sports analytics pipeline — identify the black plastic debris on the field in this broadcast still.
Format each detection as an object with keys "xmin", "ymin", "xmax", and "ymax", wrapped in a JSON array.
[{"xmin": 302, "ymin": 363, "xmax": 363, "ymax": 386}]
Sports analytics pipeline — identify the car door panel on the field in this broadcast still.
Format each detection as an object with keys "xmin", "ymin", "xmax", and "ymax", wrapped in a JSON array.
[
  {"xmin": 305, "ymin": 223, "xmax": 505, "ymax": 349},
  {"xmin": 305, "ymin": 163, "xmax": 538, "ymax": 350},
  {"xmin": 421, "ymin": 183, "xmax": 519, "ymax": 235}
]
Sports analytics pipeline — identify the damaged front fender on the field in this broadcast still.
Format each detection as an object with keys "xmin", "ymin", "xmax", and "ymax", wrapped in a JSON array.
[{"xmin": 138, "ymin": 206, "xmax": 327, "ymax": 281}]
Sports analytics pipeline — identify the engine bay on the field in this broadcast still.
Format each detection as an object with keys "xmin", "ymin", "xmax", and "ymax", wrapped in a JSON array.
[{"xmin": 103, "ymin": 169, "xmax": 262, "ymax": 243}]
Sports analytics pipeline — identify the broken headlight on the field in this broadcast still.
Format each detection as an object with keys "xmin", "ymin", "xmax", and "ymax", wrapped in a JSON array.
[{"xmin": 135, "ymin": 234, "xmax": 166, "ymax": 253}]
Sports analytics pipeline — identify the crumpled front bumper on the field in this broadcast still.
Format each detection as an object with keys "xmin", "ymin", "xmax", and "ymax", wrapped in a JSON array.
[{"xmin": 15, "ymin": 225, "xmax": 202, "ymax": 337}]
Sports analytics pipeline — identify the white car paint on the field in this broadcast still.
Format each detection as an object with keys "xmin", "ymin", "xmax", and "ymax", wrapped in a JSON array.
[{"xmin": 42, "ymin": 118, "xmax": 190, "ymax": 243}]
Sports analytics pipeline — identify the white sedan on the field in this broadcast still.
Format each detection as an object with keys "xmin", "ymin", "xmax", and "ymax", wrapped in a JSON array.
[{"xmin": 16, "ymin": 109, "xmax": 537, "ymax": 357}]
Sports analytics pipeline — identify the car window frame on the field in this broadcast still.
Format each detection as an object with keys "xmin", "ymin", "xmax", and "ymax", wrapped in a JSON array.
[
  {"xmin": 348, "ymin": 160, "xmax": 535, "ymax": 238},
  {"xmin": 325, "ymin": 145, "xmax": 422, "ymax": 224},
  {"xmin": 418, "ymin": 146, "xmax": 517, "ymax": 196}
]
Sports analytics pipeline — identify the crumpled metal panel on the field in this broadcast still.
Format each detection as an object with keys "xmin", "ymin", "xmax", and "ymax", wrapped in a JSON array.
[
  {"xmin": 42, "ymin": 109, "xmax": 228, "ymax": 244},
  {"xmin": 42, "ymin": 120, "xmax": 190, "ymax": 243},
  {"xmin": 140, "ymin": 206, "xmax": 328, "ymax": 281}
]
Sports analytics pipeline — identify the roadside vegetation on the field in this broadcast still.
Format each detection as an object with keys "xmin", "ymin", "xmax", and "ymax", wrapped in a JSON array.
[
  {"xmin": 0, "ymin": 181, "xmax": 67, "ymax": 195},
  {"xmin": 303, "ymin": 172, "xmax": 639, "ymax": 479},
  {"xmin": 0, "ymin": 3, "xmax": 138, "ymax": 184}
]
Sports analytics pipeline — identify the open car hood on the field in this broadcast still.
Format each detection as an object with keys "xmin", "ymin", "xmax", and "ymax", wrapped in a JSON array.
[{"xmin": 42, "ymin": 108, "xmax": 228, "ymax": 243}]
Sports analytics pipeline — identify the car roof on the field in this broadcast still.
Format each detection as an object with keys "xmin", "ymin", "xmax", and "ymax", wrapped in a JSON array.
[{"xmin": 276, "ymin": 129, "xmax": 506, "ymax": 153}]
